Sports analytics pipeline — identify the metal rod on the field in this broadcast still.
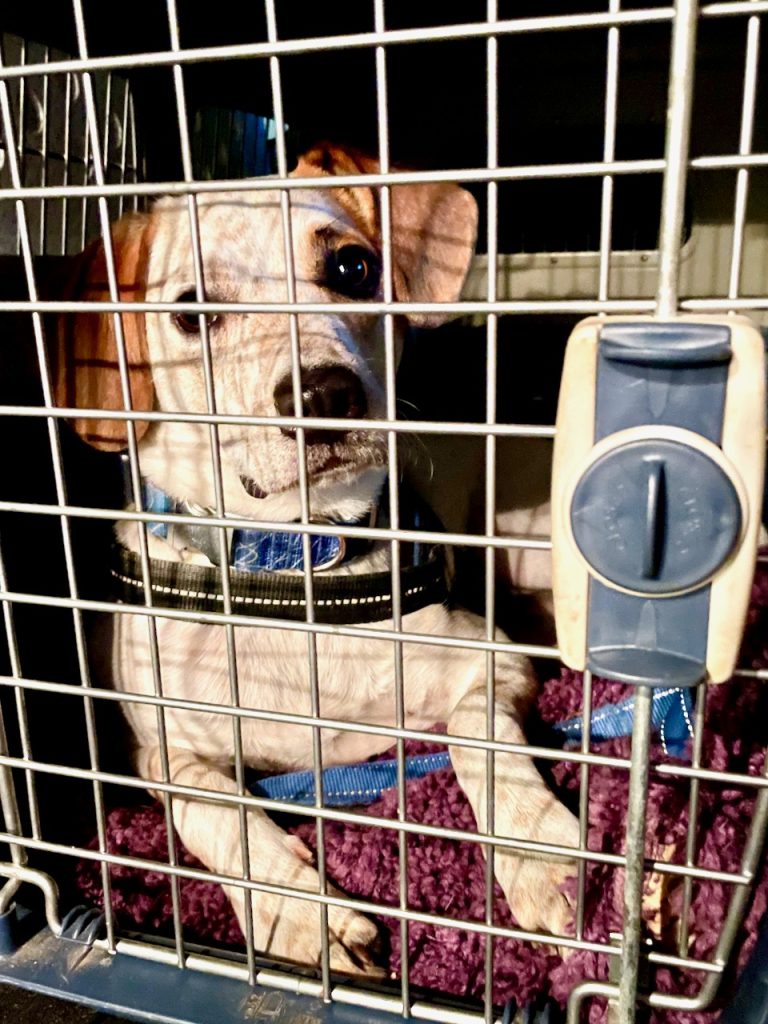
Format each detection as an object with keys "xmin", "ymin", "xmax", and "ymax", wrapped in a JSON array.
[
  {"xmin": 688, "ymin": 756, "xmax": 768, "ymax": 1008},
  {"xmin": 381, "ymin": 164, "xmax": 414, "ymax": 1024},
  {"xmin": 727, "ymin": 8, "xmax": 761, "ymax": 302},
  {"xmin": 579, "ymin": 0, "xmax": 622, "ymax": 951},
  {"xmin": 677, "ymin": 680, "xmax": 707, "ymax": 954},
  {"xmin": 0, "ymin": 700, "xmax": 27, "ymax": 881},
  {"xmin": 0, "ymin": 11, "xmax": 683, "ymax": 82},
  {"xmin": 575, "ymin": 669, "xmax": 593, "ymax": 940},
  {"xmin": 0, "ymin": 823, "xmax": 729, "ymax": 966},
  {"xmin": 39, "ymin": 46, "xmax": 50, "ymax": 253},
  {"xmin": 0, "ymin": 496, "xmax": 556, "ymax": 551},
  {"xmin": 15, "ymin": 37, "xmax": 26, "ymax": 256},
  {"xmin": 0, "ymin": 671, "xmax": 635, "ymax": 770},
  {"xmin": 1, "ymin": 146, "xmax": 768, "ymax": 205},
  {"xmin": 1, "ymin": 144, "xmax": 767, "ymax": 208},
  {"xmin": 264, "ymin": 0, "xmax": 332, "ymax": 993},
  {"xmin": 74, "ymin": 0, "xmax": 155, "ymax": 952},
  {"xmin": 118, "ymin": 77, "xmax": 130, "ymax": 219},
  {"xmin": 0, "ymin": 532, "xmax": 41, "ymax": 841},
  {"xmin": 6, "ymin": 294, "xmax": 768, "ymax": 315},
  {"xmin": 0, "ymin": 408, "xmax": 558, "ymax": 439},
  {"xmin": 371, "ymin": 0, "xmax": 411, "ymax": 1010},
  {"xmin": 0, "ymin": 862, "xmax": 61, "ymax": 935},
  {"xmin": 598, "ymin": 0, "xmax": 621, "ymax": 302},
  {"xmin": 128, "ymin": 88, "xmax": 140, "ymax": 211},
  {"xmin": 656, "ymin": 0, "xmax": 700, "ymax": 317},
  {"xmin": 179, "ymin": 191, "xmax": 253, "ymax": 964},
  {"xmin": 482, "ymin": 3, "xmax": 500, "ymax": 1016},
  {"xmin": 615, "ymin": 685, "xmax": 653, "ymax": 1024},
  {"xmin": 0, "ymin": 733, "xmax": 756, "ymax": 885},
  {"xmin": 14, "ymin": 642, "xmax": 750, "ymax": 802},
  {"xmin": 166, "ymin": 0, "xmax": 259, "ymax": 977},
  {"xmin": 60, "ymin": 70, "xmax": 73, "ymax": 253},
  {"xmin": 80, "ymin": 82, "xmax": 90, "ymax": 250},
  {"xmin": 0, "ymin": 747, "xmax": 621, "ymax": 863},
  {"xmin": 1, "ymin": 3, "xmax": 765, "ymax": 82},
  {"xmin": 0, "ymin": 584, "xmax": 563, "ymax": 657},
  {"xmin": 0, "ymin": 158, "xmax": 672, "ymax": 200}
]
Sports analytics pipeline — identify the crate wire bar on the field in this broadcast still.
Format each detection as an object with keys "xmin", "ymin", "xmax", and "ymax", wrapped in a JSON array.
[{"xmin": 0, "ymin": 1, "xmax": 766, "ymax": 1023}]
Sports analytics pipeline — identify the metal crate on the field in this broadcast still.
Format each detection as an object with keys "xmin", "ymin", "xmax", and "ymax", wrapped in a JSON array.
[{"xmin": 0, "ymin": 2, "xmax": 767, "ymax": 1023}]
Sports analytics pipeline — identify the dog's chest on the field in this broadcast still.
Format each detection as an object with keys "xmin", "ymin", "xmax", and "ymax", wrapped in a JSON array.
[{"xmin": 111, "ymin": 605, "xmax": 452, "ymax": 770}]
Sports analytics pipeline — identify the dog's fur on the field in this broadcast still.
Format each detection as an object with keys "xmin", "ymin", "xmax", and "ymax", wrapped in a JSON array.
[{"xmin": 55, "ymin": 143, "xmax": 579, "ymax": 972}]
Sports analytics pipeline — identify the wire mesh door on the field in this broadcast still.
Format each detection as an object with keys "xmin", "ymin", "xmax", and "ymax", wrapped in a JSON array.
[{"xmin": 0, "ymin": 3, "xmax": 767, "ymax": 1024}]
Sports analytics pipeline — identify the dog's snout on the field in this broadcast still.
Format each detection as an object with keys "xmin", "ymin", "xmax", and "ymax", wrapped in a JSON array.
[{"xmin": 274, "ymin": 366, "xmax": 367, "ymax": 444}]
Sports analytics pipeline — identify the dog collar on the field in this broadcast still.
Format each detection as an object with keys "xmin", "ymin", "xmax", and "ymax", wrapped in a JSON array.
[
  {"xmin": 140, "ymin": 478, "xmax": 370, "ymax": 573},
  {"xmin": 111, "ymin": 476, "xmax": 448, "ymax": 624}
]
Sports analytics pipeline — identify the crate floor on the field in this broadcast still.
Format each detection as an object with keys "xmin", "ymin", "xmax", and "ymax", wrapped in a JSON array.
[{"xmin": 0, "ymin": 983, "xmax": 128, "ymax": 1024}]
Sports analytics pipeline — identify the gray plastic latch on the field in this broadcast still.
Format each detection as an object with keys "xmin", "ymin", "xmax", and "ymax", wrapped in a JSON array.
[
  {"xmin": 552, "ymin": 316, "xmax": 765, "ymax": 688},
  {"xmin": 571, "ymin": 439, "xmax": 741, "ymax": 595}
]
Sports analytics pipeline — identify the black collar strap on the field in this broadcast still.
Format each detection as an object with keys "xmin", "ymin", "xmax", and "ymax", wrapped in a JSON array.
[
  {"xmin": 110, "ymin": 542, "xmax": 447, "ymax": 624},
  {"xmin": 110, "ymin": 481, "xmax": 449, "ymax": 624}
]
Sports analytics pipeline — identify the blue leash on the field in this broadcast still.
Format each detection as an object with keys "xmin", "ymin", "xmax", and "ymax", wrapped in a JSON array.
[
  {"xmin": 251, "ymin": 687, "xmax": 695, "ymax": 806},
  {"xmin": 252, "ymin": 752, "xmax": 452, "ymax": 806},
  {"xmin": 552, "ymin": 685, "xmax": 695, "ymax": 758}
]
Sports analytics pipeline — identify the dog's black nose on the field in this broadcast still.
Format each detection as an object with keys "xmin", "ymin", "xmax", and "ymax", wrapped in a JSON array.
[{"xmin": 274, "ymin": 366, "xmax": 367, "ymax": 444}]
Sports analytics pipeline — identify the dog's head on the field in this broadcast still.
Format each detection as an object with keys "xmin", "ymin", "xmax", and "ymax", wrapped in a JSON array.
[{"xmin": 54, "ymin": 143, "xmax": 478, "ymax": 521}]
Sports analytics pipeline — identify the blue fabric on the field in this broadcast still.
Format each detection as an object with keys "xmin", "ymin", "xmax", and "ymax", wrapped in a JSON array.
[
  {"xmin": 231, "ymin": 529, "xmax": 341, "ymax": 572},
  {"xmin": 143, "ymin": 480, "xmax": 174, "ymax": 540},
  {"xmin": 138, "ymin": 474, "xmax": 445, "ymax": 573},
  {"xmin": 252, "ymin": 752, "xmax": 452, "ymax": 806},
  {"xmin": 553, "ymin": 686, "xmax": 695, "ymax": 757},
  {"xmin": 251, "ymin": 688, "xmax": 695, "ymax": 807},
  {"xmin": 142, "ymin": 481, "xmax": 342, "ymax": 572}
]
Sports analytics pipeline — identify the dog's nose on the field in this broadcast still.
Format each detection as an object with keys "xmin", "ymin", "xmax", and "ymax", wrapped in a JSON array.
[{"xmin": 274, "ymin": 366, "xmax": 367, "ymax": 444}]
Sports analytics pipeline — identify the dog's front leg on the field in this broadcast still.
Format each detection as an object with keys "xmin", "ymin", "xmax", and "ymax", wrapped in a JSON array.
[
  {"xmin": 135, "ymin": 746, "xmax": 380, "ymax": 972},
  {"xmin": 446, "ymin": 652, "xmax": 579, "ymax": 939}
]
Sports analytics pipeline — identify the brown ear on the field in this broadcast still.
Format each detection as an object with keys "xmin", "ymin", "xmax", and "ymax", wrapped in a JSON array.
[
  {"xmin": 54, "ymin": 213, "xmax": 155, "ymax": 451},
  {"xmin": 292, "ymin": 142, "xmax": 478, "ymax": 326}
]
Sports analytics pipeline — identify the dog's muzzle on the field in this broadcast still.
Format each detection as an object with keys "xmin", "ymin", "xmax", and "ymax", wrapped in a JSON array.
[{"xmin": 273, "ymin": 365, "xmax": 367, "ymax": 445}]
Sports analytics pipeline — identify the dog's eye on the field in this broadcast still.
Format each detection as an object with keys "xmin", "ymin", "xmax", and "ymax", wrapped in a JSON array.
[
  {"xmin": 172, "ymin": 290, "xmax": 219, "ymax": 335},
  {"xmin": 326, "ymin": 246, "xmax": 380, "ymax": 299}
]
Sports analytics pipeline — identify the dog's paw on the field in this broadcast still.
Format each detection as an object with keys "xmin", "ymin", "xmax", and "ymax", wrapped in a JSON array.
[
  {"xmin": 492, "ymin": 800, "xmax": 580, "ymax": 949},
  {"xmin": 327, "ymin": 905, "xmax": 384, "ymax": 975},
  {"xmin": 236, "ymin": 881, "xmax": 383, "ymax": 976},
  {"xmin": 269, "ymin": 894, "xmax": 382, "ymax": 975},
  {"xmin": 497, "ymin": 853, "xmax": 576, "ymax": 941}
]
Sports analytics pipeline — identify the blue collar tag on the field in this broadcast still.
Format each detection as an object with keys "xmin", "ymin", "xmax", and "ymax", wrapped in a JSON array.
[
  {"xmin": 140, "ymin": 479, "xmax": 349, "ymax": 573},
  {"xmin": 231, "ymin": 529, "xmax": 342, "ymax": 573},
  {"xmin": 133, "ymin": 471, "xmax": 444, "ymax": 575}
]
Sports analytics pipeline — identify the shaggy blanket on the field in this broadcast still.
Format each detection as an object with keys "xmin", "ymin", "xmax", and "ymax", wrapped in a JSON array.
[{"xmin": 76, "ymin": 563, "xmax": 768, "ymax": 1022}]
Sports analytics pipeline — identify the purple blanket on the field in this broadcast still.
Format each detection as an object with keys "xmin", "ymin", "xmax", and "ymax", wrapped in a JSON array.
[{"xmin": 76, "ymin": 564, "xmax": 768, "ymax": 1022}]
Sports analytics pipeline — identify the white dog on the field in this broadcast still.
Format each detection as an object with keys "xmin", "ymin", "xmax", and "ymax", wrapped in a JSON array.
[{"xmin": 55, "ymin": 143, "xmax": 579, "ymax": 972}]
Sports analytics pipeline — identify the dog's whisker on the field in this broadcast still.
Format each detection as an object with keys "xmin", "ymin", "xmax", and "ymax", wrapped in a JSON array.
[{"xmin": 395, "ymin": 397, "xmax": 422, "ymax": 417}]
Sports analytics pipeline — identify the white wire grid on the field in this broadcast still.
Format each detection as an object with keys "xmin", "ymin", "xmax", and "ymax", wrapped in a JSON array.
[{"xmin": 0, "ymin": 2, "xmax": 766, "ymax": 1023}]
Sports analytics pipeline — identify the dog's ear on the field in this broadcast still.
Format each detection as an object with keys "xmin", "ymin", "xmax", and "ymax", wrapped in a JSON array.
[
  {"xmin": 54, "ymin": 213, "xmax": 155, "ymax": 451},
  {"xmin": 292, "ymin": 142, "xmax": 478, "ymax": 326}
]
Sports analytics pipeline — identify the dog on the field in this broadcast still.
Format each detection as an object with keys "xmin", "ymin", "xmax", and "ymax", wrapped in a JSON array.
[{"xmin": 54, "ymin": 142, "xmax": 580, "ymax": 973}]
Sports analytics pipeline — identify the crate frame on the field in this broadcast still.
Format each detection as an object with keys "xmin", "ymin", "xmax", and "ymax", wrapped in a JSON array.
[{"xmin": 0, "ymin": 2, "xmax": 766, "ymax": 1023}]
